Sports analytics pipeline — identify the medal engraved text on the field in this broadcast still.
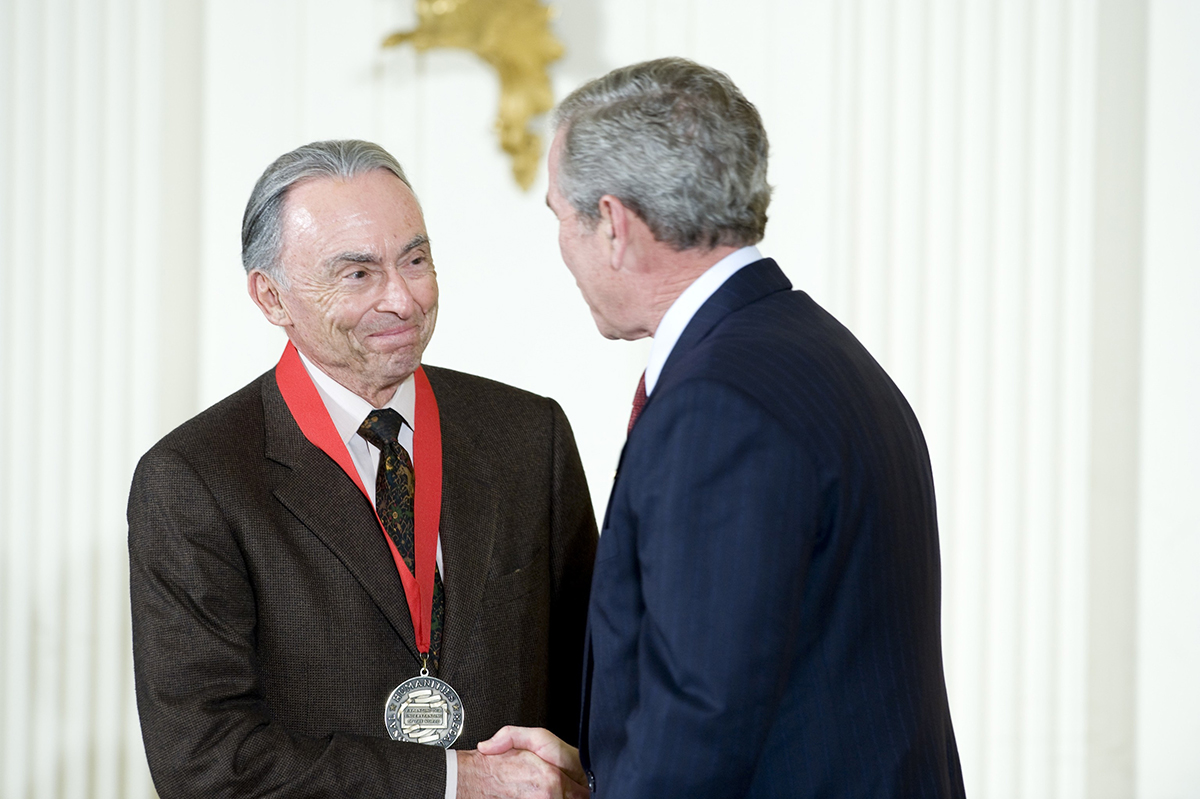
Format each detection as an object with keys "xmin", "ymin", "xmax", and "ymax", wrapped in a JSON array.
[{"xmin": 384, "ymin": 677, "xmax": 464, "ymax": 747}]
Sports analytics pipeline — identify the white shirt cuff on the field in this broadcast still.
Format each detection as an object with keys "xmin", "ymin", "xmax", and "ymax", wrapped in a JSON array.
[{"xmin": 444, "ymin": 748, "xmax": 458, "ymax": 799}]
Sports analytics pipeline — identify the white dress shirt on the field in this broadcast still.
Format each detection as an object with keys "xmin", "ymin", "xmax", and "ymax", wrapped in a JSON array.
[
  {"xmin": 294, "ymin": 351, "xmax": 458, "ymax": 797},
  {"xmin": 644, "ymin": 245, "xmax": 763, "ymax": 395}
]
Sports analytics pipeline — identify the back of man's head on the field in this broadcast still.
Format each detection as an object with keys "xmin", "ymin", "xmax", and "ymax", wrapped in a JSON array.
[
  {"xmin": 241, "ymin": 139, "xmax": 413, "ymax": 287},
  {"xmin": 553, "ymin": 57, "xmax": 770, "ymax": 251}
]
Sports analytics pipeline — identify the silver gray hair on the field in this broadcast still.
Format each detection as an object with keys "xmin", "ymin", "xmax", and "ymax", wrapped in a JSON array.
[
  {"xmin": 553, "ymin": 57, "xmax": 770, "ymax": 250},
  {"xmin": 241, "ymin": 139, "xmax": 414, "ymax": 286}
]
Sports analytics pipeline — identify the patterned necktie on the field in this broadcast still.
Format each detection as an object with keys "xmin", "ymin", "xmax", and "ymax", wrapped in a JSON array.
[
  {"xmin": 358, "ymin": 408, "xmax": 444, "ymax": 673},
  {"xmin": 627, "ymin": 371, "xmax": 648, "ymax": 435}
]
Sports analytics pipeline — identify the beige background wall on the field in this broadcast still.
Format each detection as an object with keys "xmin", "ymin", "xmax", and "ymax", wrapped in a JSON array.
[{"xmin": 1, "ymin": 1, "xmax": 1197, "ymax": 797}]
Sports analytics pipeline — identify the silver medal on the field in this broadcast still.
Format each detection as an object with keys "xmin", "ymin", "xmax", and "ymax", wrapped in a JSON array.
[{"xmin": 383, "ymin": 672, "xmax": 464, "ymax": 747}]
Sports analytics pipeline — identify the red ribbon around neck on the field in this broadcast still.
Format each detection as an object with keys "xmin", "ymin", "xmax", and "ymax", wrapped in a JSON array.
[{"xmin": 274, "ymin": 341, "xmax": 443, "ymax": 655}]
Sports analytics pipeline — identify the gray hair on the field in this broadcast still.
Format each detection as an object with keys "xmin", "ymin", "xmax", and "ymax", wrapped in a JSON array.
[
  {"xmin": 241, "ymin": 139, "xmax": 413, "ymax": 286},
  {"xmin": 553, "ymin": 57, "xmax": 770, "ymax": 251}
]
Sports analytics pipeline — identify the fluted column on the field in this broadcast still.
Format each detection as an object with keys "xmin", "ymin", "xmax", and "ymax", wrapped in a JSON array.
[{"xmin": 0, "ymin": 1, "xmax": 202, "ymax": 797}]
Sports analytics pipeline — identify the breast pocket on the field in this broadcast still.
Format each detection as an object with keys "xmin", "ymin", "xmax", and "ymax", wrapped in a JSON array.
[{"xmin": 483, "ymin": 545, "xmax": 547, "ymax": 605}]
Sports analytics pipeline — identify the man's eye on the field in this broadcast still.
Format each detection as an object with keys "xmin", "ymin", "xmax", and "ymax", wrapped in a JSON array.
[{"xmin": 348, "ymin": 270, "xmax": 368, "ymax": 280}]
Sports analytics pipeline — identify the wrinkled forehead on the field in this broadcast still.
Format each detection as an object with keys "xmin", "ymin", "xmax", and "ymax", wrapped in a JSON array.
[{"xmin": 278, "ymin": 170, "xmax": 428, "ymax": 273}]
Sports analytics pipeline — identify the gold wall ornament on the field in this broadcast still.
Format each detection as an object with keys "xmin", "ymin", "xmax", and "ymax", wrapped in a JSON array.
[{"xmin": 383, "ymin": 0, "xmax": 564, "ymax": 191}]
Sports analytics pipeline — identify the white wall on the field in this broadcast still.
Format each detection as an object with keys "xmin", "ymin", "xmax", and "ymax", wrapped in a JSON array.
[
  {"xmin": 1135, "ymin": 1, "xmax": 1200, "ymax": 796},
  {"xmin": 1, "ymin": 1, "xmax": 1197, "ymax": 797}
]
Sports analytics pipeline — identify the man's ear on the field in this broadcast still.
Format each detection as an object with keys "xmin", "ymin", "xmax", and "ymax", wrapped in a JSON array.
[
  {"xmin": 597, "ymin": 194, "xmax": 630, "ymax": 270},
  {"xmin": 247, "ymin": 270, "xmax": 292, "ymax": 328}
]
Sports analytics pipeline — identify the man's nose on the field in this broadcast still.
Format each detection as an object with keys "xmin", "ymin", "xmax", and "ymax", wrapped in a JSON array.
[{"xmin": 376, "ymin": 269, "xmax": 416, "ymax": 315}]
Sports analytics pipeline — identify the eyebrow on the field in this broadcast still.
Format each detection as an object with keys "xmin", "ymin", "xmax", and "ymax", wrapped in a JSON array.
[
  {"xmin": 332, "ymin": 251, "xmax": 378, "ymax": 265},
  {"xmin": 398, "ymin": 234, "xmax": 430, "ymax": 258},
  {"xmin": 324, "ymin": 235, "xmax": 431, "ymax": 271}
]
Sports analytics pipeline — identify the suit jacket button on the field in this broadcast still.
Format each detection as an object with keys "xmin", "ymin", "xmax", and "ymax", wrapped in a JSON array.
[{"xmin": 586, "ymin": 770, "xmax": 596, "ymax": 793}]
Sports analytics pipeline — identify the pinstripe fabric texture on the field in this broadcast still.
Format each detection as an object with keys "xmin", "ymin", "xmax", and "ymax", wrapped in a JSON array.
[
  {"xmin": 128, "ymin": 365, "xmax": 597, "ymax": 799},
  {"xmin": 582, "ymin": 259, "xmax": 965, "ymax": 797}
]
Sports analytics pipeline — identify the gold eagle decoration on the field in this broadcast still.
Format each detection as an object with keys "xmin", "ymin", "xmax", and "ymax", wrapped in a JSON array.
[{"xmin": 383, "ymin": 0, "xmax": 564, "ymax": 191}]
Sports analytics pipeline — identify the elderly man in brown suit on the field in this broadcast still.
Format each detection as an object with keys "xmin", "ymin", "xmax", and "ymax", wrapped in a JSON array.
[{"xmin": 128, "ymin": 140, "xmax": 596, "ymax": 799}]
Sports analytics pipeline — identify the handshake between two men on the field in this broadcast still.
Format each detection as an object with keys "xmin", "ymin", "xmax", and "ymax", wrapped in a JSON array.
[
  {"xmin": 459, "ymin": 727, "xmax": 586, "ymax": 799},
  {"xmin": 128, "ymin": 57, "xmax": 964, "ymax": 799}
]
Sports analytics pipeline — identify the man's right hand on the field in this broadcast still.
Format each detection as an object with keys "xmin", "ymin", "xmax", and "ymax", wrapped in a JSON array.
[{"xmin": 456, "ymin": 739, "xmax": 589, "ymax": 799}]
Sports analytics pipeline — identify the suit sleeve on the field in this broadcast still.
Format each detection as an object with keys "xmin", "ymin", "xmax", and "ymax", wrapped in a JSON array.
[
  {"xmin": 128, "ymin": 446, "xmax": 446, "ymax": 799},
  {"xmin": 605, "ymin": 379, "xmax": 818, "ymax": 797},
  {"xmin": 543, "ymin": 398, "xmax": 599, "ymax": 744}
]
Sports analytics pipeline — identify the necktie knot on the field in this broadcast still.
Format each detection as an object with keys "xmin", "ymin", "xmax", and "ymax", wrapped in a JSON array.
[{"xmin": 358, "ymin": 408, "xmax": 406, "ymax": 449}]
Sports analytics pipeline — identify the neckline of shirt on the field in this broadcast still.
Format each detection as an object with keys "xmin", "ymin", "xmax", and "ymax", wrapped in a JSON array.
[{"xmin": 644, "ymin": 245, "xmax": 763, "ymax": 395}]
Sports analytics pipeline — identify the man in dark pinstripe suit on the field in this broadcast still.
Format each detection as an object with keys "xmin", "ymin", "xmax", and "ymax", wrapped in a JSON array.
[{"xmin": 487, "ymin": 58, "xmax": 966, "ymax": 797}]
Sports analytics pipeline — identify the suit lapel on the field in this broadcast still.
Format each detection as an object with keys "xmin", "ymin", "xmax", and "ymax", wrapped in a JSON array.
[
  {"xmin": 421, "ymin": 368, "xmax": 495, "ymax": 685},
  {"xmin": 261, "ymin": 375, "xmax": 421, "ymax": 662}
]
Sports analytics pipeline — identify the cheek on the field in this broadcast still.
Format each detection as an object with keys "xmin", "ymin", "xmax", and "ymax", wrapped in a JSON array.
[
  {"xmin": 292, "ymin": 282, "xmax": 353, "ymax": 328},
  {"xmin": 414, "ymin": 278, "xmax": 439, "ymax": 314},
  {"xmin": 322, "ymin": 296, "xmax": 366, "ymax": 332},
  {"xmin": 557, "ymin": 223, "xmax": 574, "ymax": 263}
]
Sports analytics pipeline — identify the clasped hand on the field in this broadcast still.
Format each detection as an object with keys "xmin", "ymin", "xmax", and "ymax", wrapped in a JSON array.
[{"xmin": 457, "ymin": 726, "xmax": 588, "ymax": 799}]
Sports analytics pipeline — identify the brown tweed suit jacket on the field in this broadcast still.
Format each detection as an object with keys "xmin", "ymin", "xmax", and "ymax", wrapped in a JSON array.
[{"xmin": 128, "ymin": 364, "xmax": 598, "ymax": 799}]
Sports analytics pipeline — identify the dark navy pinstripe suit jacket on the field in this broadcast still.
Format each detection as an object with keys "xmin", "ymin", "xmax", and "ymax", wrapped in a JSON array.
[{"xmin": 580, "ymin": 259, "xmax": 966, "ymax": 797}]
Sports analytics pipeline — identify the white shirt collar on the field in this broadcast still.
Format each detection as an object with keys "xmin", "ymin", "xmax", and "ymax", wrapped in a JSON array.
[
  {"xmin": 294, "ymin": 349, "xmax": 416, "ymax": 447},
  {"xmin": 644, "ymin": 245, "xmax": 762, "ymax": 395},
  {"xmin": 291, "ymin": 349, "xmax": 443, "ymax": 574}
]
